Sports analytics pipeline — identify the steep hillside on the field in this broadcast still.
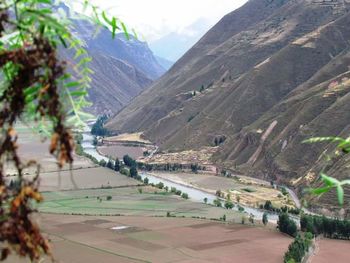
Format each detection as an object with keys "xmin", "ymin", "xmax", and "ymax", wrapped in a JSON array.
[
  {"xmin": 59, "ymin": 4, "xmax": 165, "ymax": 115},
  {"xmin": 107, "ymin": 0, "xmax": 350, "ymax": 212}
]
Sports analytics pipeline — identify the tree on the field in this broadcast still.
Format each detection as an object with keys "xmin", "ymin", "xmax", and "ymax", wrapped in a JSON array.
[
  {"xmin": 213, "ymin": 198, "xmax": 222, "ymax": 207},
  {"xmin": 264, "ymin": 200, "xmax": 273, "ymax": 211},
  {"xmin": 130, "ymin": 166, "xmax": 138, "ymax": 178},
  {"xmin": 114, "ymin": 158, "xmax": 121, "ymax": 171},
  {"xmin": 278, "ymin": 213, "xmax": 297, "ymax": 237},
  {"xmin": 99, "ymin": 159, "xmax": 107, "ymax": 167},
  {"xmin": 181, "ymin": 193, "xmax": 189, "ymax": 199},
  {"xmin": 0, "ymin": 4, "xmax": 133, "ymax": 258},
  {"xmin": 204, "ymin": 197, "xmax": 208, "ymax": 204},
  {"xmin": 156, "ymin": 182, "xmax": 164, "ymax": 189},
  {"xmin": 191, "ymin": 163, "xmax": 199, "ymax": 173},
  {"xmin": 123, "ymin": 154, "xmax": 136, "ymax": 167},
  {"xmin": 91, "ymin": 115, "xmax": 109, "ymax": 136},
  {"xmin": 106, "ymin": 159, "xmax": 114, "ymax": 169},
  {"xmin": 143, "ymin": 177, "xmax": 149, "ymax": 185},
  {"xmin": 224, "ymin": 200, "xmax": 234, "ymax": 209},
  {"xmin": 262, "ymin": 212, "xmax": 268, "ymax": 226}
]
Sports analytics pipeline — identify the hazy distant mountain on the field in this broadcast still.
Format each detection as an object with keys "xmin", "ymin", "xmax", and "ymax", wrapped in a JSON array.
[
  {"xmin": 150, "ymin": 18, "xmax": 211, "ymax": 62},
  {"xmin": 107, "ymin": 0, "xmax": 350, "ymax": 212},
  {"xmin": 59, "ymin": 4, "xmax": 166, "ymax": 115},
  {"xmin": 155, "ymin": 56, "xmax": 174, "ymax": 70}
]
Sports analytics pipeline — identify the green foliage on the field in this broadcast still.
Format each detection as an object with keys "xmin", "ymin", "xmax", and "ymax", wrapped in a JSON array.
[
  {"xmin": 106, "ymin": 159, "xmax": 114, "ymax": 169},
  {"xmin": 99, "ymin": 159, "xmax": 107, "ymax": 167},
  {"xmin": 120, "ymin": 167, "xmax": 130, "ymax": 177},
  {"xmin": 224, "ymin": 200, "xmax": 234, "ymax": 209},
  {"xmin": 262, "ymin": 212, "xmax": 268, "ymax": 226},
  {"xmin": 303, "ymin": 137, "xmax": 350, "ymax": 206},
  {"xmin": 114, "ymin": 158, "xmax": 120, "ymax": 171},
  {"xmin": 143, "ymin": 177, "xmax": 149, "ymax": 185},
  {"xmin": 213, "ymin": 198, "xmax": 222, "ymax": 207},
  {"xmin": 91, "ymin": 115, "xmax": 109, "ymax": 136},
  {"xmin": 156, "ymin": 182, "xmax": 164, "ymax": 189},
  {"xmin": 181, "ymin": 193, "xmax": 189, "ymax": 199},
  {"xmin": 123, "ymin": 154, "xmax": 136, "ymax": 167},
  {"xmin": 278, "ymin": 213, "xmax": 297, "ymax": 237},
  {"xmin": 300, "ymin": 214, "xmax": 350, "ymax": 239},
  {"xmin": 203, "ymin": 197, "xmax": 208, "ymax": 204},
  {"xmin": 190, "ymin": 163, "xmax": 199, "ymax": 173},
  {"xmin": 284, "ymin": 234, "xmax": 313, "ymax": 263},
  {"xmin": 106, "ymin": 195, "xmax": 112, "ymax": 201},
  {"xmin": 129, "ymin": 166, "xmax": 138, "ymax": 178}
]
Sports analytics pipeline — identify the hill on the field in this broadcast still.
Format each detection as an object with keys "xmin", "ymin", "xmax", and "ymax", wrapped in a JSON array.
[
  {"xmin": 106, "ymin": 0, "xmax": 350, "ymax": 213},
  {"xmin": 59, "ymin": 4, "xmax": 166, "ymax": 115}
]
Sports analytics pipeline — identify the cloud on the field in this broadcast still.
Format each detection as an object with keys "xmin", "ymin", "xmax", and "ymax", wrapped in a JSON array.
[{"xmin": 70, "ymin": 0, "xmax": 247, "ymax": 42}]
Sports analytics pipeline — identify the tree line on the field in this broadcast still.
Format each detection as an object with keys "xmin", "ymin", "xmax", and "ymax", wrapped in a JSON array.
[{"xmin": 300, "ymin": 214, "xmax": 350, "ymax": 239}]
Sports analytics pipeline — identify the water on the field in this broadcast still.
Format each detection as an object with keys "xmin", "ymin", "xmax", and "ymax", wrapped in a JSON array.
[{"xmin": 81, "ymin": 132, "xmax": 285, "ymax": 222}]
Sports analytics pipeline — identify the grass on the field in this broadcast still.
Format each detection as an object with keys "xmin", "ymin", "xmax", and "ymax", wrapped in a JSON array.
[{"xmin": 38, "ymin": 186, "xmax": 243, "ymax": 221}]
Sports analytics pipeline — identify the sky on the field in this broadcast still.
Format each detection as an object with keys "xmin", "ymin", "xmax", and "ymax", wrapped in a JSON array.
[{"xmin": 72, "ymin": 0, "xmax": 248, "ymax": 43}]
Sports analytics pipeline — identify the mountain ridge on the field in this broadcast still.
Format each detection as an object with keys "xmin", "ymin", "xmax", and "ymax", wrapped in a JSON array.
[{"xmin": 106, "ymin": 0, "xmax": 350, "ymax": 212}]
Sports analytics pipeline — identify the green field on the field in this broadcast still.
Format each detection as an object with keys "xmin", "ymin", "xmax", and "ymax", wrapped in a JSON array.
[{"xmin": 39, "ymin": 186, "xmax": 243, "ymax": 221}]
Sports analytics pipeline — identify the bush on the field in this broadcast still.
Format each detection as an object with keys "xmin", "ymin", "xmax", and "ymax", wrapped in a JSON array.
[
  {"xmin": 181, "ymin": 193, "xmax": 189, "ymax": 199},
  {"xmin": 224, "ymin": 200, "xmax": 234, "ymax": 209},
  {"xmin": 284, "ymin": 234, "xmax": 313, "ymax": 263},
  {"xmin": 170, "ymin": 187, "xmax": 177, "ymax": 193},
  {"xmin": 238, "ymin": 206, "xmax": 245, "ymax": 212},
  {"xmin": 281, "ymin": 187, "xmax": 288, "ymax": 196},
  {"xmin": 106, "ymin": 196, "xmax": 112, "ymax": 201},
  {"xmin": 99, "ymin": 159, "xmax": 107, "ymax": 167},
  {"xmin": 120, "ymin": 167, "xmax": 130, "ymax": 177},
  {"xmin": 156, "ymin": 182, "xmax": 164, "ymax": 189},
  {"xmin": 143, "ymin": 177, "xmax": 149, "ymax": 185},
  {"xmin": 175, "ymin": 190, "xmax": 182, "ymax": 196},
  {"xmin": 213, "ymin": 198, "xmax": 222, "ymax": 207},
  {"xmin": 203, "ymin": 197, "xmax": 208, "ymax": 204},
  {"xmin": 138, "ymin": 188, "xmax": 143, "ymax": 194}
]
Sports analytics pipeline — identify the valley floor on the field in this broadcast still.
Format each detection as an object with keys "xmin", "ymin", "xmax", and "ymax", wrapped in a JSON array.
[{"xmin": 8, "ymin": 214, "xmax": 292, "ymax": 263}]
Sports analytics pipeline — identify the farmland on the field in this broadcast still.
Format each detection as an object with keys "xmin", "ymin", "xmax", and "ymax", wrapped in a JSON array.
[
  {"xmin": 8, "ymin": 214, "xmax": 292, "ymax": 263},
  {"xmin": 149, "ymin": 172, "xmax": 295, "ymax": 209}
]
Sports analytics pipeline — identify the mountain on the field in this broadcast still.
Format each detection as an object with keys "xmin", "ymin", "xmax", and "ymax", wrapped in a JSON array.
[
  {"xmin": 59, "ymin": 4, "xmax": 166, "ymax": 115},
  {"xmin": 150, "ymin": 18, "xmax": 212, "ymax": 62},
  {"xmin": 107, "ymin": 0, "xmax": 350, "ymax": 213},
  {"xmin": 155, "ymin": 56, "xmax": 174, "ymax": 70}
]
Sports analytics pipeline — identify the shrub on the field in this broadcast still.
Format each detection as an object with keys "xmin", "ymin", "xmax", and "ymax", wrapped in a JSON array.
[
  {"xmin": 181, "ymin": 193, "xmax": 189, "ymax": 199},
  {"xmin": 106, "ymin": 196, "xmax": 112, "ymax": 201},
  {"xmin": 224, "ymin": 200, "xmax": 234, "ymax": 209},
  {"xmin": 156, "ymin": 182, "xmax": 164, "ymax": 189},
  {"xmin": 284, "ymin": 234, "xmax": 313, "ymax": 263},
  {"xmin": 120, "ymin": 167, "xmax": 130, "ymax": 177},
  {"xmin": 143, "ymin": 177, "xmax": 149, "ymax": 185},
  {"xmin": 175, "ymin": 190, "xmax": 182, "ymax": 196},
  {"xmin": 213, "ymin": 198, "xmax": 222, "ymax": 207}
]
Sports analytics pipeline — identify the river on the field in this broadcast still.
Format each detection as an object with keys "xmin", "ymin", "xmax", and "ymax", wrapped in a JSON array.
[{"xmin": 81, "ymin": 131, "xmax": 294, "ymax": 222}]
